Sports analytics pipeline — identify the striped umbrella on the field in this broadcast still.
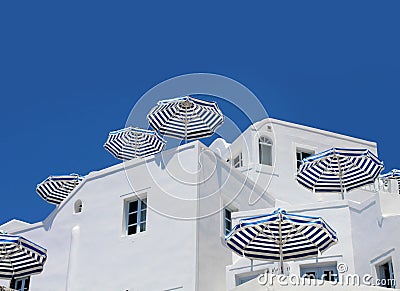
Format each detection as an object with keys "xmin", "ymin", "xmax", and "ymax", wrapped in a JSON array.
[
  {"xmin": 147, "ymin": 96, "xmax": 224, "ymax": 141},
  {"xmin": 225, "ymin": 209, "xmax": 337, "ymax": 274},
  {"xmin": 380, "ymin": 169, "xmax": 400, "ymax": 194},
  {"xmin": 380, "ymin": 169, "xmax": 400, "ymax": 180},
  {"xmin": 104, "ymin": 127, "xmax": 166, "ymax": 160},
  {"xmin": 296, "ymin": 148, "xmax": 384, "ymax": 199},
  {"xmin": 0, "ymin": 232, "xmax": 47, "ymax": 280},
  {"xmin": 36, "ymin": 174, "xmax": 83, "ymax": 205}
]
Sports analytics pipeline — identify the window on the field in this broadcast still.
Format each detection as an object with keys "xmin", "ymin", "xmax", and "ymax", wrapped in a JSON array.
[
  {"xmin": 224, "ymin": 208, "xmax": 232, "ymax": 235},
  {"xmin": 236, "ymin": 272, "xmax": 263, "ymax": 286},
  {"xmin": 296, "ymin": 149, "xmax": 314, "ymax": 169},
  {"xmin": 383, "ymin": 179, "xmax": 390, "ymax": 189},
  {"xmin": 300, "ymin": 263, "xmax": 338, "ymax": 282},
  {"xmin": 224, "ymin": 207, "xmax": 237, "ymax": 235},
  {"xmin": 303, "ymin": 271, "xmax": 316, "ymax": 279},
  {"xmin": 74, "ymin": 200, "xmax": 83, "ymax": 214},
  {"xmin": 322, "ymin": 270, "xmax": 336, "ymax": 282},
  {"xmin": 376, "ymin": 260, "xmax": 395, "ymax": 288},
  {"xmin": 10, "ymin": 277, "xmax": 30, "ymax": 291},
  {"xmin": 233, "ymin": 152, "xmax": 243, "ymax": 168},
  {"xmin": 126, "ymin": 198, "xmax": 147, "ymax": 235},
  {"xmin": 398, "ymin": 180, "xmax": 400, "ymax": 195},
  {"xmin": 259, "ymin": 137, "xmax": 272, "ymax": 166}
]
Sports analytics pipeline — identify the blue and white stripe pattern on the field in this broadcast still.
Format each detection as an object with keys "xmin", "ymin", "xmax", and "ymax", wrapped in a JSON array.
[
  {"xmin": 0, "ymin": 233, "xmax": 47, "ymax": 279},
  {"xmin": 147, "ymin": 96, "xmax": 224, "ymax": 140},
  {"xmin": 380, "ymin": 169, "xmax": 400, "ymax": 180},
  {"xmin": 36, "ymin": 174, "xmax": 84, "ymax": 205},
  {"xmin": 297, "ymin": 148, "xmax": 384, "ymax": 193},
  {"xmin": 380, "ymin": 169, "xmax": 400, "ymax": 194},
  {"xmin": 225, "ymin": 209, "xmax": 337, "ymax": 262},
  {"xmin": 104, "ymin": 127, "xmax": 166, "ymax": 160}
]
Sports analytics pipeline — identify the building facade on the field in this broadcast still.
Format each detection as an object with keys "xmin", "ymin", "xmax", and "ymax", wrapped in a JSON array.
[{"xmin": 1, "ymin": 118, "xmax": 399, "ymax": 291}]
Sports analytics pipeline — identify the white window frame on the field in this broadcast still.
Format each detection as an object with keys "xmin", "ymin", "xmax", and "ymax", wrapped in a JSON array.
[
  {"xmin": 125, "ymin": 197, "xmax": 147, "ymax": 236},
  {"xmin": 224, "ymin": 206, "xmax": 238, "ymax": 235},
  {"xmin": 236, "ymin": 271, "xmax": 264, "ymax": 286},
  {"xmin": 232, "ymin": 152, "xmax": 243, "ymax": 168},
  {"xmin": 300, "ymin": 262, "xmax": 338, "ymax": 282},
  {"xmin": 258, "ymin": 136, "xmax": 273, "ymax": 166},
  {"xmin": 375, "ymin": 258, "xmax": 395, "ymax": 288},
  {"xmin": 296, "ymin": 148, "xmax": 315, "ymax": 170}
]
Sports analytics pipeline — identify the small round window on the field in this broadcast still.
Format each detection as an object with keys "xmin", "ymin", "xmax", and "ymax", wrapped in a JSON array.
[{"xmin": 74, "ymin": 199, "xmax": 83, "ymax": 214}]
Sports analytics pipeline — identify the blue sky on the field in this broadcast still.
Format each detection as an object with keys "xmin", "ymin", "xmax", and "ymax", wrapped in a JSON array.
[{"xmin": 0, "ymin": 1, "xmax": 399, "ymax": 225}]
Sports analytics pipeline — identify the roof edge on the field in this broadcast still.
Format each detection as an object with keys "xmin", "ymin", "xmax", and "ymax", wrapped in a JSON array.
[{"xmin": 251, "ymin": 118, "xmax": 377, "ymax": 148}]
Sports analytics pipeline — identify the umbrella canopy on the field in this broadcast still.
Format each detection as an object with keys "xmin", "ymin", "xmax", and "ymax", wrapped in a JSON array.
[
  {"xmin": 380, "ymin": 169, "xmax": 400, "ymax": 194},
  {"xmin": 104, "ymin": 127, "xmax": 166, "ymax": 160},
  {"xmin": 147, "ymin": 96, "xmax": 224, "ymax": 141},
  {"xmin": 0, "ymin": 233, "xmax": 47, "ymax": 280},
  {"xmin": 296, "ymin": 148, "xmax": 384, "ymax": 199},
  {"xmin": 36, "ymin": 174, "xmax": 84, "ymax": 205},
  {"xmin": 380, "ymin": 169, "xmax": 400, "ymax": 180},
  {"xmin": 225, "ymin": 209, "xmax": 337, "ymax": 273}
]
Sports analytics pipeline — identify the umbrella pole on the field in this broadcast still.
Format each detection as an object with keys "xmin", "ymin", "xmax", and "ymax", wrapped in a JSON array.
[
  {"xmin": 184, "ymin": 104, "xmax": 188, "ymax": 144},
  {"xmin": 339, "ymin": 174, "xmax": 344, "ymax": 200},
  {"xmin": 135, "ymin": 131, "xmax": 137, "ymax": 158},
  {"xmin": 279, "ymin": 212, "xmax": 284, "ymax": 275},
  {"xmin": 337, "ymin": 155, "xmax": 345, "ymax": 200}
]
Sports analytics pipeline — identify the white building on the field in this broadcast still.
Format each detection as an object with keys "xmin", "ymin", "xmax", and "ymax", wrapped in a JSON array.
[{"xmin": 1, "ymin": 118, "xmax": 399, "ymax": 291}]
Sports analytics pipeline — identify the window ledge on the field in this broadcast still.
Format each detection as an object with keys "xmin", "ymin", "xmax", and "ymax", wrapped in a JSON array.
[
  {"xmin": 255, "ymin": 164, "xmax": 277, "ymax": 176},
  {"xmin": 120, "ymin": 231, "xmax": 148, "ymax": 241}
]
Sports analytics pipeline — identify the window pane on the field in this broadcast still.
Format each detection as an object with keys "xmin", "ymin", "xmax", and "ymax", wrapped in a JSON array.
[
  {"xmin": 129, "ymin": 201, "xmax": 138, "ymax": 213},
  {"xmin": 126, "ymin": 198, "xmax": 147, "ymax": 235},
  {"xmin": 296, "ymin": 151, "xmax": 314, "ymax": 169},
  {"xmin": 140, "ymin": 209, "xmax": 147, "ymax": 223},
  {"xmin": 377, "ymin": 261, "xmax": 394, "ymax": 288},
  {"xmin": 233, "ymin": 153, "xmax": 242, "ymax": 168},
  {"xmin": 225, "ymin": 209, "xmax": 231, "ymax": 220},
  {"xmin": 225, "ymin": 208, "xmax": 234, "ymax": 234},
  {"xmin": 25, "ymin": 277, "xmax": 30, "ymax": 289},
  {"xmin": 303, "ymin": 152, "xmax": 312, "ymax": 159},
  {"xmin": 259, "ymin": 137, "xmax": 272, "ymax": 145},
  {"xmin": 233, "ymin": 156, "xmax": 239, "ymax": 167},
  {"xmin": 323, "ymin": 270, "xmax": 335, "ymax": 281},
  {"xmin": 260, "ymin": 144, "xmax": 272, "ymax": 165},
  {"xmin": 128, "ymin": 213, "xmax": 137, "ymax": 225},
  {"xmin": 127, "ymin": 225, "xmax": 137, "ymax": 235},
  {"xmin": 225, "ymin": 220, "xmax": 232, "ymax": 234},
  {"xmin": 305, "ymin": 272, "xmax": 316, "ymax": 279}
]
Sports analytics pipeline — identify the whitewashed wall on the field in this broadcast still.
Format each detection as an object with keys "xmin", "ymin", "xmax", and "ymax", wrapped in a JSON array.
[
  {"xmin": 2, "ymin": 118, "xmax": 399, "ymax": 291},
  {"xmin": 3, "ymin": 142, "xmax": 272, "ymax": 291}
]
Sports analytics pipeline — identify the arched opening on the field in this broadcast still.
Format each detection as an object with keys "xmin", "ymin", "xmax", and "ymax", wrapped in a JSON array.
[{"xmin": 74, "ymin": 199, "xmax": 83, "ymax": 214}]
